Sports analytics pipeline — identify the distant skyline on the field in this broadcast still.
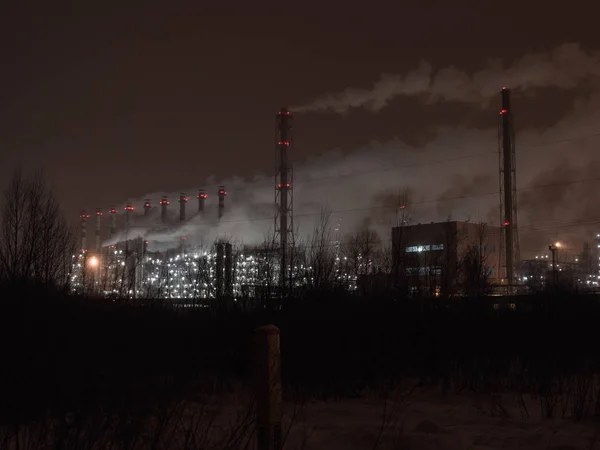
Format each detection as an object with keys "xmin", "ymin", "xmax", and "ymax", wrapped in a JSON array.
[{"xmin": 2, "ymin": 2, "xmax": 600, "ymax": 256}]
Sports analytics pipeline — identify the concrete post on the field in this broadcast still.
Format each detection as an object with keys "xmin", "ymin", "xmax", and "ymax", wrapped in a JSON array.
[{"xmin": 255, "ymin": 325, "xmax": 282, "ymax": 450}]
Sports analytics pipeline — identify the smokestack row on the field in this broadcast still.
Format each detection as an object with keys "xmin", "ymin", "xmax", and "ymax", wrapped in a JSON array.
[{"xmin": 81, "ymin": 186, "xmax": 227, "ymax": 252}]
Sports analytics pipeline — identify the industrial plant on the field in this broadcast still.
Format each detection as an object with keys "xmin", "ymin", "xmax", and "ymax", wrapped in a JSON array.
[{"xmin": 70, "ymin": 94, "xmax": 600, "ymax": 301}]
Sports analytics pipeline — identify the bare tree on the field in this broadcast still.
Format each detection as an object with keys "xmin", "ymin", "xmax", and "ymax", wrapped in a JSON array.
[
  {"xmin": 0, "ymin": 168, "xmax": 75, "ymax": 290},
  {"xmin": 303, "ymin": 207, "xmax": 336, "ymax": 290},
  {"xmin": 460, "ymin": 223, "xmax": 493, "ymax": 297}
]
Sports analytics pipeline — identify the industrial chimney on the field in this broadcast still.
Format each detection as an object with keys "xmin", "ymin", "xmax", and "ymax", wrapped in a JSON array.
[
  {"xmin": 109, "ymin": 207, "xmax": 117, "ymax": 238},
  {"xmin": 124, "ymin": 203, "xmax": 134, "ymax": 236},
  {"xmin": 218, "ymin": 186, "xmax": 226, "ymax": 220},
  {"xmin": 499, "ymin": 87, "xmax": 519, "ymax": 294},
  {"xmin": 160, "ymin": 196, "xmax": 170, "ymax": 224},
  {"xmin": 197, "ymin": 189, "xmax": 207, "ymax": 213},
  {"xmin": 95, "ymin": 208, "xmax": 102, "ymax": 253},
  {"xmin": 144, "ymin": 199, "xmax": 151, "ymax": 216},
  {"xmin": 179, "ymin": 193, "xmax": 188, "ymax": 221},
  {"xmin": 79, "ymin": 211, "xmax": 91, "ymax": 251}
]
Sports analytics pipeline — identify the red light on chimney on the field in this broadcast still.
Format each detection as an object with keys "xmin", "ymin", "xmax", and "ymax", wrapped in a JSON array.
[
  {"xmin": 96, "ymin": 211, "xmax": 102, "ymax": 216},
  {"xmin": 197, "ymin": 193, "xmax": 208, "ymax": 199},
  {"xmin": 277, "ymin": 183, "xmax": 291, "ymax": 188},
  {"xmin": 144, "ymin": 240, "xmax": 149, "ymax": 245},
  {"xmin": 503, "ymin": 221, "xmax": 510, "ymax": 227},
  {"xmin": 144, "ymin": 203, "xmax": 150, "ymax": 207},
  {"xmin": 109, "ymin": 208, "xmax": 117, "ymax": 214},
  {"xmin": 181, "ymin": 236, "xmax": 187, "ymax": 241},
  {"xmin": 219, "ymin": 190, "xmax": 226, "ymax": 195},
  {"xmin": 124, "ymin": 206, "xmax": 134, "ymax": 211},
  {"xmin": 399, "ymin": 205, "xmax": 406, "ymax": 209},
  {"xmin": 278, "ymin": 141, "xmax": 290, "ymax": 147},
  {"xmin": 500, "ymin": 109, "xmax": 507, "ymax": 115}
]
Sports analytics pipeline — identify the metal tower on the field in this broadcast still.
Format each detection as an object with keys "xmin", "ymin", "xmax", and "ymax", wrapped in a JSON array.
[
  {"xmin": 498, "ymin": 87, "xmax": 520, "ymax": 293},
  {"xmin": 197, "ymin": 189, "xmax": 207, "ymax": 213},
  {"xmin": 274, "ymin": 107, "xmax": 294, "ymax": 291}
]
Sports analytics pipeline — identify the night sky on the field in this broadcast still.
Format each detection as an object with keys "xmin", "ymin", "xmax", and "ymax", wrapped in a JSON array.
[{"xmin": 2, "ymin": 2, "xmax": 600, "ymax": 256}]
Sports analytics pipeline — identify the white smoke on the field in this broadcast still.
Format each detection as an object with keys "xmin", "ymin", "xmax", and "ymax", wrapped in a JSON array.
[
  {"xmin": 104, "ymin": 45, "xmax": 600, "ymax": 258},
  {"xmin": 293, "ymin": 43, "xmax": 600, "ymax": 113}
]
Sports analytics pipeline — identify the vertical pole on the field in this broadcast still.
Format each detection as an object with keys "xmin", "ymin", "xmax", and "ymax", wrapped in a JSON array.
[
  {"xmin": 215, "ymin": 243, "xmax": 224, "ymax": 298},
  {"xmin": 255, "ymin": 325, "xmax": 282, "ymax": 450}
]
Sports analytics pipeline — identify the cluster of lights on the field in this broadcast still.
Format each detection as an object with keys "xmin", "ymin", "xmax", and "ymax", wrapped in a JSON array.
[{"xmin": 70, "ymin": 242, "xmax": 369, "ymax": 299}]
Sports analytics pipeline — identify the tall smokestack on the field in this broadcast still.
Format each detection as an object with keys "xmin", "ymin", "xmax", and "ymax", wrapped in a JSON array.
[
  {"xmin": 179, "ymin": 193, "xmax": 188, "ymax": 221},
  {"xmin": 79, "ymin": 211, "xmax": 90, "ymax": 251},
  {"xmin": 197, "ymin": 189, "xmax": 207, "ymax": 213},
  {"xmin": 224, "ymin": 243, "xmax": 233, "ymax": 297},
  {"xmin": 160, "ymin": 196, "xmax": 169, "ymax": 224},
  {"xmin": 95, "ymin": 208, "xmax": 102, "ymax": 253},
  {"xmin": 275, "ymin": 107, "xmax": 294, "ymax": 293},
  {"xmin": 218, "ymin": 186, "xmax": 226, "ymax": 220},
  {"xmin": 144, "ymin": 199, "xmax": 151, "ymax": 216},
  {"xmin": 109, "ymin": 207, "xmax": 117, "ymax": 238},
  {"xmin": 499, "ymin": 87, "xmax": 519, "ymax": 293},
  {"xmin": 215, "ymin": 242, "xmax": 224, "ymax": 297},
  {"xmin": 124, "ymin": 203, "xmax": 134, "ymax": 236}
]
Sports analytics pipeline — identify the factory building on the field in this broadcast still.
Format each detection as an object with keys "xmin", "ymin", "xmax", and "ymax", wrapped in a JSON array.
[{"xmin": 391, "ymin": 221, "xmax": 501, "ymax": 297}]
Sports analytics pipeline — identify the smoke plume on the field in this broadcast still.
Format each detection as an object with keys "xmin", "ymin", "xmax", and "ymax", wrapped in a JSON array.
[
  {"xmin": 293, "ymin": 43, "xmax": 600, "ymax": 113},
  {"xmin": 104, "ymin": 45, "xmax": 600, "ymax": 258}
]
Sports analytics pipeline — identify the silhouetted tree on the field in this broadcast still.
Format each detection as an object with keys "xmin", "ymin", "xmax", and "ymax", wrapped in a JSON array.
[{"xmin": 0, "ymin": 168, "xmax": 74, "ymax": 290}]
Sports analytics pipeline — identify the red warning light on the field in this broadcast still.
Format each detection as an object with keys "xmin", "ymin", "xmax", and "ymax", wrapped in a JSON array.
[
  {"xmin": 144, "ymin": 202, "xmax": 151, "ymax": 207},
  {"xmin": 500, "ymin": 109, "xmax": 508, "ymax": 115},
  {"xmin": 181, "ymin": 236, "xmax": 187, "ymax": 241},
  {"xmin": 278, "ymin": 141, "xmax": 290, "ymax": 147},
  {"xmin": 197, "ymin": 193, "xmax": 208, "ymax": 199},
  {"xmin": 399, "ymin": 205, "xmax": 406, "ymax": 210},
  {"xmin": 124, "ymin": 205, "xmax": 134, "ymax": 211},
  {"xmin": 96, "ymin": 211, "xmax": 103, "ymax": 216},
  {"xmin": 503, "ymin": 221, "xmax": 510, "ymax": 227},
  {"xmin": 219, "ymin": 190, "xmax": 227, "ymax": 195},
  {"xmin": 277, "ymin": 183, "xmax": 291, "ymax": 189},
  {"xmin": 109, "ymin": 208, "xmax": 117, "ymax": 214},
  {"xmin": 144, "ymin": 240, "xmax": 149, "ymax": 245},
  {"xmin": 160, "ymin": 200, "xmax": 170, "ymax": 205}
]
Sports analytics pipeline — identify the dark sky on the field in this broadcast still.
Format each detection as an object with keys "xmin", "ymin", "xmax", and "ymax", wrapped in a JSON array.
[{"xmin": 1, "ymin": 1, "xmax": 599, "ymax": 254}]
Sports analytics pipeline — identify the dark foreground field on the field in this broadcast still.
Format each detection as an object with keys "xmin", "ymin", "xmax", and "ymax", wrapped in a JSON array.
[{"xmin": 1, "ymin": 288, "xmax": 600, "ymax": 449}]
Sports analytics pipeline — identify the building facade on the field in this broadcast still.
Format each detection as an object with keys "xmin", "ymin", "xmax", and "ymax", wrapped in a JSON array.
[{"xmin": 392, "ymin": 221, "xmax": 500, "ymax": 297}]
